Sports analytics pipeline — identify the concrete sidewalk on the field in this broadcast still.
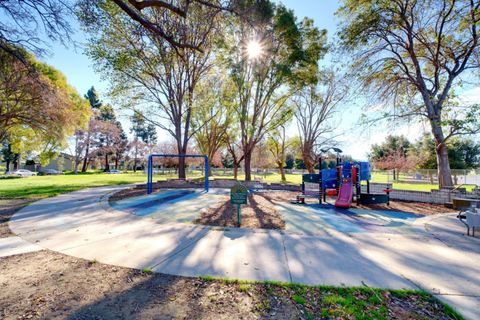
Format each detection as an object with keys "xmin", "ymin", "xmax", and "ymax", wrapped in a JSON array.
[
  {"xmin": 0, "ymin": 236, "xmax": 43, "ymax": 258},
  {"xmin": 9, "ymin": 185, "xmax": 480, "ymax": 319}
]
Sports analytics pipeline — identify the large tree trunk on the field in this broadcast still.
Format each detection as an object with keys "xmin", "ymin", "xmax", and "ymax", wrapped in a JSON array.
[
  {"xmin": 430, "ymin": 121, "xmax": 453, "ymax": 187},
  {"xmin": 81, "ymin": 129, "xmax": 91, "ymax": 173},
  {"xmin": 81, "ymin": 144, "xmax": 89, "ymax": 173},
  {"xmin": 244, "ymin": 151, "xmax": 252, "ymax": 181},
  {"xmin": 278, "ymin": 162, "xmax": 286, "ymax": 182},
  {"xmin": 302, "ymin": 142, "xmax": 315, "ymax": 174},
  {"xmin": 104, "ymin": 154, "xmax": 110, "ymax": 172},
  {"xmin": 133, "ymin": 143, "xmax": 138, "ymax": 173},
  {"xmin": 233, "ymin": 163, "xmax": 239, "ymax": 180},
  {"xmin": 178, "ymin": 156, "xmax": 186, "ymax": 179},
  {"xmin": 304, "ymin": 158, "xmax": 315, "ymax": 174},
  {"xmin": 436, "ymin": 142, "xmax": 453, "ymax": 187}
]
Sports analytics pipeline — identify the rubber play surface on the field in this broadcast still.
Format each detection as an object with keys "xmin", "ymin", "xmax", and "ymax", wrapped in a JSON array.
[{"xmin": 110, "ymin": 189, "xmax": 422, "ymax": 235}]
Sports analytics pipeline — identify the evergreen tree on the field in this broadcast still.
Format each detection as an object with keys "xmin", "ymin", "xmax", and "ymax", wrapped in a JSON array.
[{"xmin": 81, "ymin": 86, "xmax": 103, "ymax": 172}]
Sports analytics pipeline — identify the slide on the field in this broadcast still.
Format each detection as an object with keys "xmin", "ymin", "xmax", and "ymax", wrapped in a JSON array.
[{"xmin": 335, "ymin": 179, "xmax": 353, "ymax": 208}]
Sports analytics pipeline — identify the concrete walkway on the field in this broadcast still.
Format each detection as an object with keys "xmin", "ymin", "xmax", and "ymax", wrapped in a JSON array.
[
  {"xmin": 9, "ymin": 186, "xmax": 480, "ymax": 319},
  {"xmin": 0, "ymin": 236, "xmax": 42, "ymax": 258}
]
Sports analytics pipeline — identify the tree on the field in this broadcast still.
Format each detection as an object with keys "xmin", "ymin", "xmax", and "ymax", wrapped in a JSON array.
[
  {"xmin": 225, "ymin": 3, "xmax": 327, "ymax": 180},
  {"xmin": 130, "ymin": 111, "xmax": 158, "ymax": 172},
  {"xmin": 1, "ymin": 142, "xmax": 18, "ymax": 173},
  {"xmin": 81, "ymin": 86, "xmax": 103, "ymax": 172},
  {"xmin": 370, "ymin": 135, "xmax": 411, "ymax": 162},
  {"xmin": 370, "ymin": 135, "xmax": 414, "ymax": 179},
  {"xmin": 81, "ymin": 0, "xmax": 219, "ymax": 179},
  {"xmin": 338, "ymin": 0, "xmax": 480, "ymax": 187},
  {"xmin": 225, "ymin": 129, "xmax": 244, "ymax": 179},
  {"xmin": 0, "ymin": 0, "xmax": 74, "ymax": 62},
  {"xmin": 92, "ymin": 104, "xmax": 125, "ymax": 172},
  {"xmin": 192, "ymin": 75, "xmax": 233, "ymax": 176},
  {"xmin": 412, "ymin": 134, "xmax": 480, "ymax": 170},
  {"xmin": 81, "ymin": 0, "xmax": 265, "ymax": 52},
  {"xmin": 267, "ymin": 126, "xmax": 298, "ymax": 182},
  {"xmin": 285, "ymin": 153, "xmax": 295, "ymax": 170},
  {"xmin": 0, "ymin": 48, "xmax": 90, "ymax": 162},
  {"xmin": 294, "ymin": 70, "xmax": 347, "ymax": 173}
]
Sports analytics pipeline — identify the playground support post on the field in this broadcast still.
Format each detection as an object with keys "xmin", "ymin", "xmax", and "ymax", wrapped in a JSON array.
[
  {"xmin": 146, "ymin": 154, "xmax": 209, "ymax": 194},
  {"xmin": 318, "ymin": 157, "xmax": 323, "ymax": 204}
]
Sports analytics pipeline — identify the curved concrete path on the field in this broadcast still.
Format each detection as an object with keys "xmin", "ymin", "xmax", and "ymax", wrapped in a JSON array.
[{"xmin": 9, "ymin": 185, "xmax": 480, "ymax": 319}]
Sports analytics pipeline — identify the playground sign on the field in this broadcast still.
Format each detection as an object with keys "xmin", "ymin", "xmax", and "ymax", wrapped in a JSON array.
[{"xmin": 230, "ymin": 182, "xmax": 248, "ymax": 227}]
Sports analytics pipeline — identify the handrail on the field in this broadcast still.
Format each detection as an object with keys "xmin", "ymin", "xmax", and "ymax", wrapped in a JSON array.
[{"xmin": 449, "ymin": 184, "xmax": 466, "ymax": 202}]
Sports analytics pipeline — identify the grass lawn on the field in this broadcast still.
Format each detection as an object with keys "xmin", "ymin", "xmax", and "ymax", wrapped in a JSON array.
[
  {"xmin": 1, "ymin": 170, "xmax": 475, "ymax": 199},
  {"xmin": 0, "ymin": 172, "xmax": 148, "ymax": 199}
]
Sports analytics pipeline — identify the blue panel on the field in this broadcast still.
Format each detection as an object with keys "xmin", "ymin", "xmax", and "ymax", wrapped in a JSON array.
[
  {"xmin": 321, "ymin": 169, "xmax": 338, "ymax": 189},
  {"xmin": 359, "ymin": 162, "xmax": 371, "ymax": 181}
]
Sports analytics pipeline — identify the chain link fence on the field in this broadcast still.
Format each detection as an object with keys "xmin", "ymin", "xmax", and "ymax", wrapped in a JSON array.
[{"xmin": 371, "ymin": 169, "xmax": 480, "ymax": 186}]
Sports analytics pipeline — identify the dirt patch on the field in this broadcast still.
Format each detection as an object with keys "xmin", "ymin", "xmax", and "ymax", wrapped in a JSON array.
[
  {"xmin": 194, "ymin": 192, "xmax": 287, "ymax": 230},
  {"xmin": 0, "ymin": 199, "xmax": 33, "ymax": 238},
  {"xmin": 0, "ymin": 250, "xmax": 462, "ymax": 320}
]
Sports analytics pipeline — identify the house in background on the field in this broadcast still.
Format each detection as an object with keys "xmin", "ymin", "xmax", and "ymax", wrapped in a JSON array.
[{"xmin": 22, "ymin": 153, "xmax": 75, "ymax": 172}]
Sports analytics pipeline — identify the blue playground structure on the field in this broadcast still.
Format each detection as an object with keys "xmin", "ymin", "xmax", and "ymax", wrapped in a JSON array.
[
  {"xmin": 301, "ymin": 153, "xmax": 390, "ymax": 208},
  {"xmin": 146, "ymin": 154, "xmax": 209, "ymax": 194}
]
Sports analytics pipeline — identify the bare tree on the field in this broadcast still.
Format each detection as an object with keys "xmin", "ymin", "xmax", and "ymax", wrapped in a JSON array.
[
  {"xmin": 338, "ymin": 0, "xmax": 480, "ymax": 187},
  {"xmin": 294, "ymin": 71, "xmax": 346, "ymax": 173},
  {"xmin": 81, "ymin": 2, "xmax": 219, "ymax": 178}
]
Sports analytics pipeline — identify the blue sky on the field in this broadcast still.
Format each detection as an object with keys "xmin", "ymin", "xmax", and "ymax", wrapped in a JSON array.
[{"xmin": 32, "ymin": 1, "xmax": 453, "ymax": 160}]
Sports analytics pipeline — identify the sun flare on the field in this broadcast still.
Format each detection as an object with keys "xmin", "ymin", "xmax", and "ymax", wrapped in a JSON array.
[{"xmin": 246, "ymin": 40, "xmax": 263, "ymax": 60}]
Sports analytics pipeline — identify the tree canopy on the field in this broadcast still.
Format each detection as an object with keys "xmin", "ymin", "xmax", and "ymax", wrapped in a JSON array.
[
  {"xmin": 338, "ymin": 0, "xmax": 480, "ymax": 187},
  {"xmin": 0, "ymin": 47, "xmax": 90, "ymax": 163}
]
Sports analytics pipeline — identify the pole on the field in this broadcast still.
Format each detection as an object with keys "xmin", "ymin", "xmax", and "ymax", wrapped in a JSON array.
[
  {"xmin": 204, "ymin": 156, "xmax": 209, "ymax": 192},
  {"xmin": 147, "ymin": 155, "xmax": 153, "ymax": 194},
  {"xmin": 237, "ymin": 204, "xmax": 241, "ymax": 227},
  {"xmin": 319, "ymin": 157, "xmax": 322, "ymax": 204}
]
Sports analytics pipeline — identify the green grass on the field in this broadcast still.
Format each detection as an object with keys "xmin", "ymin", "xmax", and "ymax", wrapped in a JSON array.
[
  {"xmin": 142, "ymin": 267, "xmax": 153, "ymax": 274},
  {"xmin": 0, "ymin": 172, "xmax": 148, "ymax": 199},
  {"xmin": 198, "ymin": 276, "xmax": 464, "ymax": 320},
  {"xmin": 1, "ymin": 169, "xmax": 474, "ymax": 199}
]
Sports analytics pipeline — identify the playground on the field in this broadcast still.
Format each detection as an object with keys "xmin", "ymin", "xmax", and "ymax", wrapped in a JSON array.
[
  {"xmin": 109, "ymin": 187, "xmax": 455, "ymax": 235},
  {"xmin": 6, "ymin": 184, "xmax": 480, "ymax": 319},
  {"xmin": 2, "ymin": 154, "xmax": 479, "ymax": 319},
  {"xmin": 106, "ymin": 153, "xmax": 456, "ymax": 235}
]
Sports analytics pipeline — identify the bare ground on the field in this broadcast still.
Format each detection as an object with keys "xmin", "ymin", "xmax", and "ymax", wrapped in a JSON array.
[
  {"xmin": 0, "ymin": 199, "xmax": 33, "ymax": 238},
  {"xmin": 0, "ymin": 250, "xmax": 462, "ymax": 320}
]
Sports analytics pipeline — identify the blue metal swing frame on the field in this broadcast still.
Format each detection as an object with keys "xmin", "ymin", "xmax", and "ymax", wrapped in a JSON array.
[{"xmin": 146, "ymin": 154, "xmax": 209, "ymax": 194}]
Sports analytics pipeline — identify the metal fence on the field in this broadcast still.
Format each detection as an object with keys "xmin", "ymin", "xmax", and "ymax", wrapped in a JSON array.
[
  {"xmin": 147, "ymin": 166, "xmax": 480, "ymax": 186},
  {"xmin": 371, "ymin": 169, "xmax": 480, "ymax": 186}
]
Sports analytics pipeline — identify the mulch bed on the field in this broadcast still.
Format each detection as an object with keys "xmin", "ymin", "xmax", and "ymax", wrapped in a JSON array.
[
  {"xmin": 0, "ymin": 250, "xmax": 462, "ymax": 320},
  {"xmin": 194, "ymin": 192, "xmax": 286, "ymax": 230},
  {"xmin": 357, "ymin": 201, "xmax": 458, "ymax": 215}
]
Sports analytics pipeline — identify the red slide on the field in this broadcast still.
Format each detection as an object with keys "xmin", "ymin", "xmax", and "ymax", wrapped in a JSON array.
[{"xmin": 335, "ymin": 179, "xmax": 353, "ymax": 208}]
